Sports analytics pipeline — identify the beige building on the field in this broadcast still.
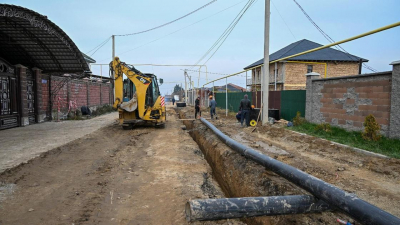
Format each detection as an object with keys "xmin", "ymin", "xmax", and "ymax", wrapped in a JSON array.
[{"xmin": 244, "ymin": 39, "xmax": 367, "ymax": 90}]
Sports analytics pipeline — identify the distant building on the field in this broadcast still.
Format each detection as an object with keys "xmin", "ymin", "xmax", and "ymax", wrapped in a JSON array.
[
  {"xmin": 214, "ymin": 83, "xmax": 246, "ymax": 92},
  {"xmin": 244, "ymin": 39, "xmax": 368, "ymax": 90}
]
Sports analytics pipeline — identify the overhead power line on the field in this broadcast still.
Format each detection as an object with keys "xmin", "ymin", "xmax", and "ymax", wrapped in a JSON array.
[
  {"xmin": 292, "ymin": 0, "xmax": 377, "ymax": 73},
  {"xmin": 86, "ymin": 36, "xmax": 111, "ymax": 55},
  {"xmin": 97, "ymin": 0, "xmax": 247, "ymax": 63},
  {"xmin": 115, "ymin": 0, "xmax": 217, "ymax": 37},
  {"xmin": 271, "ymin": 0, "xmax": 296, "ymax": 40},
  {"xmin": 189, "ymin": 0, "xmax": 256, "ymax": 69},
  {"xmin": 90, "ymin": 37, "xmax": 112, "ymax": 56}
]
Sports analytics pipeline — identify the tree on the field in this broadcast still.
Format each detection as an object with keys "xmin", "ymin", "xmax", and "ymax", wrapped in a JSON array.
[{"xmin": 173, "ymin": 84, "xmax": 183, "ymax": 94}]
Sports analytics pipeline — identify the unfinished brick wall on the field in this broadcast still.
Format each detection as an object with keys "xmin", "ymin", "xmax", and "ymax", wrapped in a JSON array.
[{"xmin": 306, "ymin": 71, "xmax": 393, "ymax": 136}]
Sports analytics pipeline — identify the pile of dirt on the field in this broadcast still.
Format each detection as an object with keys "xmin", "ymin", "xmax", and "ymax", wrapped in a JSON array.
[{"xmin": 178, "ymin": 106, "xmax": 400, "ymax": 224}]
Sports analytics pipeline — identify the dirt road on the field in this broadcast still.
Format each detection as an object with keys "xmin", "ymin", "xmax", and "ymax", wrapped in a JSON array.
[{"xmin": 0, "ymin": 108, "xmax": 243, "ymax": 225}]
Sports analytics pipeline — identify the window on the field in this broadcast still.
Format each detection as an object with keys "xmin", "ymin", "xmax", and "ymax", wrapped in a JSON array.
[{"xmin": 307, "ymin": 65, "xmax": 313, "ymax": 73}]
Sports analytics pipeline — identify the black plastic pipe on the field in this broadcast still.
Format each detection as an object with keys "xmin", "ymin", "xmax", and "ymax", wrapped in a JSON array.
[
  {"xmin": 186, "ymin": 195, "xmax": 331, "ymax": 221},
  {"xmin": 200, "ymin": 118, "xmax": 400, "ymax": 225}
]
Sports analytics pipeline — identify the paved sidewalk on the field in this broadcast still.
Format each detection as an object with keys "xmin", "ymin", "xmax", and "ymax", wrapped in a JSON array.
[{"xmin": 0, "ymin": 112, "xmax": 118, "ymax": 173}]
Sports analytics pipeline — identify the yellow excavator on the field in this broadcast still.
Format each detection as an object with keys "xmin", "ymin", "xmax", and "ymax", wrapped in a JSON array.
[{"xmin": 110, "ymin": 57, "xmax": 166, "ymax": 129}]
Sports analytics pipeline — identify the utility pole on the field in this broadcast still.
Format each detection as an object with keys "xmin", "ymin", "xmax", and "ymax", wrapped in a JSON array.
[
  {"xmin": 184, "ymin": 70, "xmax": 188, "ymax": 104},
  {"xmin": 112, "ymin": 35, "xmax": 115, "ymax": 103},
  {"xmin": 112, "ymin": 35, "xmax": 115, "ymax": 60},
  {"xmin": 262, "ymin": 0, "xmax": 270, "ymax": 125}
]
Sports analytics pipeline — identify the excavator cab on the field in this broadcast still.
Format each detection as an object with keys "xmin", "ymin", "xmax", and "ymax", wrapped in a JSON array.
[{"xmin": 110, "ymin": 57, "xmax": 166, "ymax": 129}]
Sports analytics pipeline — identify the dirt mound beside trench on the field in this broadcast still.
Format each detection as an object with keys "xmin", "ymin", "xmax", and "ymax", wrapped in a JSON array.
[{"xmin": 177, "ymin": 108, "xmax": 350, "ymax": 225}]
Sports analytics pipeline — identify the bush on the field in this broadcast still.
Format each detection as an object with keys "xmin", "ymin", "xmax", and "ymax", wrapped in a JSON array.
[
  {"xmin": 293, "ymin": 111, "xmax": 305, "ymax": 126},
  {"xmin": 315, "ymin": 123, "xmax": 331, "ymax": 133},
  {"xmin": 362, "ymin": 114, "xmax": 381, "ymax": 141}
]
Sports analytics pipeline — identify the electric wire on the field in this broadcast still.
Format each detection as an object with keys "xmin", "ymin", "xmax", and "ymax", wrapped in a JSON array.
[
  {"xmin": 86, "ymin": 36, "xmax": 111, "ymax": 55},
  {"xmin": 271, "ymin": 0, "xmax": 296, "ymax": 40},
  {"xmin": 292, "ymin": 0, "xmax": 377, "ymax": 72},
  {"xmin": 191, "ymin": 0, "xmax": 254, "ymax": 68},
  {"xmin": 97, "ymin": 0, "xmax": 247, "ymax": 63},
  {"xmin": 90, "ymin": 37, "xmax": 111, "ymax": 56},
  {"xmin": 115, "ymin": 0, "xmax": 217, "ymax": 36},
  {"xmin": 190, "ymin": 0, "xmax": 256, "ymax": 69},
  {"xmin": 202, "ymin": 0, "xmax": 256, "ymax": 66}
]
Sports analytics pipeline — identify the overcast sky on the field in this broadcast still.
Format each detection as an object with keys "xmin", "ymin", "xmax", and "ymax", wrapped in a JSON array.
[{"xmin": 4, "ymin": 0, "xmax": 400, "ymax": 95}]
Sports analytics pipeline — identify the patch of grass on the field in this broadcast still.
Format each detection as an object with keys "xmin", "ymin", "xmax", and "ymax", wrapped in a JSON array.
[{"xmin": 288, "ymin": 121, "xmax": 400, "ymax": 159}]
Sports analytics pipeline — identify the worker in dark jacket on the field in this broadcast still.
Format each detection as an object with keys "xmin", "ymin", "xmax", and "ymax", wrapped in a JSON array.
[
  {"xmin": 239, "ymin": 94, "xmax": 251, "ymax": 127},
  {"xmin": 172, "ymin": 97, "xmax": 175, "ymax": 105},
  {"xmin": 209, "ymin": 96, "xmax": 217, "ymax": 120},
  {"xmin": 195, "ymin": 96, "xmax": 201, "ymax": 119}
]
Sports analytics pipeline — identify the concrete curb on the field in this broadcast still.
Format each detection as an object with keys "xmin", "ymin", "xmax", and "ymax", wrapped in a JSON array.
[{"xmin": 287, "ymin": 129, "xmax": 390, "ymax": 159}]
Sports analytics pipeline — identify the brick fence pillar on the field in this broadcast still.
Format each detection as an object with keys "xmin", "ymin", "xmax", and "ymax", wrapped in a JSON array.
[
  {"xmin": 15, "ymin": 64, "xmax": 29, "ymax": 126},
  {"xmin": 32, "ymin": 67, "xmax": 45, "ymax": 123},
  {"xmin": 305, "ymin": 72, "xmax": 320, "ymax": 121},
  {"xmin": 86, "ymin": 82, "xmax": 90, "ymax": 107},
  {"xmin": 389, "ymin": 60, "xmax": 400, "ymax": 139}
]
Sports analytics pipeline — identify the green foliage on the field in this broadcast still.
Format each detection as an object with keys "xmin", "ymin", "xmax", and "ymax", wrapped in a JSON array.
[
  {"xmin": 293, "ymin": 111, "xmax": 305, "ymax": 126},
  {"xmin": 288, "ymin": 121, "xmax": 400, "ymax": 159},
  {"xmin": 362, "ymin": 114, "xmax": 381, "ymax": 141},
  {"xmin": 315, "ymin": 123, "xmax": 331, "ymax": 133}
]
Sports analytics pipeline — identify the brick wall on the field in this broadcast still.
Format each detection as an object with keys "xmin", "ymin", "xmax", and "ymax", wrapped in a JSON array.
[
  {"xmin": 41, "ymin": 78, "xmax": 50, "ymax": 114},
  {"xmin": 40, "ymin": 76, "xmax": 111, "ymax": 115},
  {"xmin": 305, "ymin": 70, "xmax": 395, "ymax": 137},
  {"xmin": 284, "ymin": 62, "xmax": 359, "ymax": 90}
]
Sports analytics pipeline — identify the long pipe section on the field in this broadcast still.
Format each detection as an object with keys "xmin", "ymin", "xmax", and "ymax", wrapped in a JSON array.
[
  {"xmin": 200, "ymin": 118, "xmax": 400, "ymax": 225},
  {"xmin": 186, "ymin": 195, "xmax": 331, "ymax": 222}
]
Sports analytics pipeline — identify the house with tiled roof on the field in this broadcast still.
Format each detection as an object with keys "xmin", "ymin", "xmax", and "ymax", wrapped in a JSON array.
[{"xmin": 244, "ymin": 39, "xmax": 368, "ymax": 90}]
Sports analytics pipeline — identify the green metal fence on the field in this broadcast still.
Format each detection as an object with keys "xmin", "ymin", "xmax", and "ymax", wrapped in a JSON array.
[
  {"xmin": 215, "ymin": 92, "xmax": 252, "ymax": 113},
  {"xmin": 280, "ymin": 90, "xmax": 306, "ymax": 121}
]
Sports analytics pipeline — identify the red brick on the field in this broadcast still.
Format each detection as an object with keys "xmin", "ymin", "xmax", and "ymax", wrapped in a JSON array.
[
  {"xmin": 346, "ymin": 99, "xmax": 355, "ymax": 104},
  {"xmin": 383, "ymin": 86, "xmax": 391, "ymax": 92},
  {"xmin": 335, "ymin": 93, "xmax": 345, "ymax": 98},
  {"xmin": 338, "ymin": 119, "xmax": 346, "ymax": 125},
  {"xmin": 353, "ymin": 121, "xmax": 363, "ymax": 127},
  {"xmin": 378, "ymin": 93, "xmax": 390, "ymax": 99},
  {"xmin": 371, "ymin": 86, "xmax": 384, "ymax": 92},
  {"xmin": 372, "ymin": 98, "xmax": 391, "ymax": 106},
  {"xmin": 321, "ymin": 88, "xmax": 333, "ymax": 93},
  {"xmin": 377, "ymin": 105, "xmax": 390, "ymax": 112},
  {"xmin": 375, "ymin": 118, "xmax": 389, "ymax": 125},
  {"xmin": 334, "ymin": 87, "xmax": 347, "ymax": 93},
  {"xmin": 323, "ymin": 93, "xmax": 335, "ymax": 98},
  {"xmin": 367, "ymin": 92, "xmax": 380, "ymax": 99},
  {"xmin": 320, "ymin": 98, "xmax": 333, "ymax": 103},
  {"xmin": 358, "ymin": 105, "xmax": 377, "ymax": 111},
  {"xmin": 358, "ymin": 93, "xmax": 368, "ymax": 99}
]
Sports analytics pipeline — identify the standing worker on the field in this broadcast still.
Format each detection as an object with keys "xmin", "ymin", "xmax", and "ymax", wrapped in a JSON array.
[
  {"xmin": 209, "ymin": 96, "xmax": 217, "ymax": 120},
  {"xmin": 172, "ymin": 97, "xmax": 175, "ymax": 105},
  {"xmin": 239, "ymin": 94, "xmax": 251, "ymax": 127},
  {"xmin": 195, "ymin": 96, "xmax": 201, "ymax": 119}
]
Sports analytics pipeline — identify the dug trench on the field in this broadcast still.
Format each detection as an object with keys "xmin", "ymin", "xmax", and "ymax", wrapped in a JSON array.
[{"xmin": 177, "ymin": 107, "xmax": 400, "ymax": 225}]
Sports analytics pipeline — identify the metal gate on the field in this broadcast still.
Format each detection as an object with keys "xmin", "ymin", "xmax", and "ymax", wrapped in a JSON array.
[
  {"xmin": 0, "ymin": 60, "xmax": 18, "ymax": 130},
  {"xmin": 280, "ymin": 90, "xmax": 306, "ymax": 121}
]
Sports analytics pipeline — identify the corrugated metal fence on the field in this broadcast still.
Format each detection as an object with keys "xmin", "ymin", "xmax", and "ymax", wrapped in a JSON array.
[
  {"xmin": 213, "ymin": 90, "xmax": 306, "ymax": 121},
  {"xmin": 215, "ymin": 92, "xmax": 252, "ymax": 113}
]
